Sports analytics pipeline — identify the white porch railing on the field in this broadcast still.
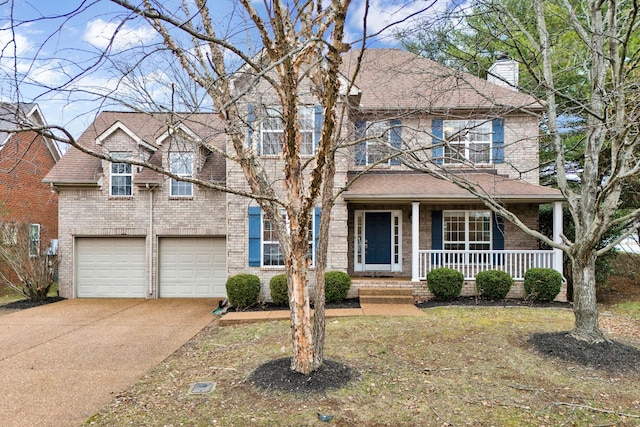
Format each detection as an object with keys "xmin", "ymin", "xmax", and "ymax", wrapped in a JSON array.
[{"xmin": 418, "ymin": 250, "xmax": 555, "ymax": 281}]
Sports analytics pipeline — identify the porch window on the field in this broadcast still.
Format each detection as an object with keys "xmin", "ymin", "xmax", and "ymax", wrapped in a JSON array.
[
  {"xmin": 169, "ymin": 152, "xmax": 193, "ymax": 197},
  {"xmin": 110, "ymin": 152, "xmax": 132, "ymax": 196},
  {"xmin": 248, "ymin": 207, "xmax": 320, "ymax": 268},
  {"xmin": 258, "ymin": 106, "xmax": 320, "ymax": 156},
  {"xmin": 443, "ymin": 120, "xmax": 492, "ymax": 164},
  {"xmin": 355, "ymin": 119, "xmax": 402, "ymax": 165},
  {"xmin": 443, "ymin": 211, "xmax": 491, "ymax": 251}
]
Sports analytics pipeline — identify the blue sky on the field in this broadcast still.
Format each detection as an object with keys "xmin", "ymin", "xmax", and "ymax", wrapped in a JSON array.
[{"xmin": 0, "ymin": 0, "xmax": 449, "ymax": 139}]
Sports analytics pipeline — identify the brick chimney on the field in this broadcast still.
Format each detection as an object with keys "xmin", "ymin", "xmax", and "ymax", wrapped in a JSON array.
[{"xmin": 487, "ymin": 53, "xmax": 519, "ymax": 91}]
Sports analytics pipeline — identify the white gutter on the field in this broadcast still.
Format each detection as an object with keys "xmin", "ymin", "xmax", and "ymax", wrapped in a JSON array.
[{"xmin": 147, "ymin": 184, "xmax": 154, "ymax": 297}]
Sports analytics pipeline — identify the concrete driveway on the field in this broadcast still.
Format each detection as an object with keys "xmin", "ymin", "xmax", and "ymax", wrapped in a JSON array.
[{"xmin": 0, "ymin": 298, "xmax": 219, "ymax": 427}]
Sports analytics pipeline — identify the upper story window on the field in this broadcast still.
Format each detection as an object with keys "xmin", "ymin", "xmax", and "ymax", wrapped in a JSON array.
[
  {"xmin": 110, "ymin": 152, "xmax": 132, "ymax": 197},
  {"xmin": 248, "ymin": 105, "xmax": 322, "ymax": 156},
  {"xmin": 169, "ymin": 152, "xmax": 193, "ymax": 197},
  {"xmin": 443, "ymin": 120, "xmax": 492, "ymax": 164},
  {"xmin": 443, "ymin": 211, "xmax": 491, "ymax": 251},
  {"xmin": 432, "ymin": 118, "xmax": 504, "ymax": 165},
  {"xmin": 355, "ymin": 119, "xmax": 402, "ymax": 166}
]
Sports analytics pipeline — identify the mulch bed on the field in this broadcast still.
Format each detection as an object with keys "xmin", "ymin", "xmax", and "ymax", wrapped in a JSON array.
[
  {"xmin": 249, "ymin": 357, "xmax": 358, "ymax": 394},
  {"xmin": 226, "ymin": 298, "xmax": 361, "ymax": 312},
  {"xmin": 529, "ymin": 331, "xmax": 640, "ymax": 374},
  {"xmin": 0, "ymin": 296, "xmax": 65, "ymax": 311},
  {"xmin": 416, "ymin": 296, "xmax": 572, "ymax": 309}
]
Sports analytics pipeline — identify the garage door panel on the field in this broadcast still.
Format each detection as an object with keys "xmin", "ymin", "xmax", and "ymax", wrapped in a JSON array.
[
  {"xmin": 159, "ymin": 238, "xmax": 226, "ymax": 298},
  {"xmin": 76, "ymin": 238, "xmax": 146, "ymax": 298}
]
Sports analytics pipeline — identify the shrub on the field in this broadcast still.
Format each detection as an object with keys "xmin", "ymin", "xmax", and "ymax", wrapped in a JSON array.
[
  {"xmin": 226, "ymin": 274, "xmax": 261, "ymax": 308},
  {"xmin": 524, "ymin": 268, "xmax": 563, "ymax": 302},
  {"xmin": 475, "ymin": 270, "xmax": 513, "ymax": 300},
  {"xmin": 324, "ymin": 271, "xmax": 351, "ymax": 303},
  {"xmin": 269, "ymin": 274, "xmax": 289, "ymax": 306},
  {"xmin": 427, "ymin": 268, "xmax": 464, "ymax": 300}
]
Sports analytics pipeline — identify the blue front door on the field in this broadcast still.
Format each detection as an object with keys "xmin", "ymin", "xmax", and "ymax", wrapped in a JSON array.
[{"xmin": 365, "ymin": 212, "xmax": 391, "ymax": 266}]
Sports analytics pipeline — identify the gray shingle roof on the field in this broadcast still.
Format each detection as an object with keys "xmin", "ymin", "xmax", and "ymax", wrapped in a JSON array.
[
  {"xmin": 344, "ymin": 171, "xmax": 563, "ymax": 202},
  {"xmin": 339, "ymin": 49, "xmax": 544, "ymax": 113},
  {"xmin": 43, "ymin": 111, "xmax": 226, "ymax": 185}
]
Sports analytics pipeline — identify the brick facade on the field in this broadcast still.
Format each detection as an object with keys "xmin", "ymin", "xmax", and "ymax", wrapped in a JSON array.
[{"xmin": 0, "ymin": 129, "xmax": 59, "ymax": 285}]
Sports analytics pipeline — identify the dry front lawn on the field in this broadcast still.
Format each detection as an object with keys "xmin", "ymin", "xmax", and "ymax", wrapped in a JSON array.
[{"xmin": 86, "ymin": 306, "xmax": 640, "ymax": 426}]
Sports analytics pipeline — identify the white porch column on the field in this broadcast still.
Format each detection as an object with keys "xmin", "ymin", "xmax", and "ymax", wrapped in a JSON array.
[
  {"xmin": 411, "ymin": 201, "xmax": 420, "ymax": 281},
  {"xmin": 553, "ymin": 201, "xmax": 563, "ymax": 276}
]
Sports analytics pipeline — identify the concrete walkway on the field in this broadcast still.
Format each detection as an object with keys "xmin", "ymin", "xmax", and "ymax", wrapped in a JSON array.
[
  {"xmin": 0, "ymin": 298, "xmax": 218, "ymax": 427},
  {"xmin": 219, "ymin": 302, "xmax": 425, "ymax": 326}
]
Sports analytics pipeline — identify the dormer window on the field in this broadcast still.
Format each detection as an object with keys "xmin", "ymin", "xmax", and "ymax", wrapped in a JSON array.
[
  {"xmin": 169, "ymin": 152, "xmax": 193, "ymax": 197},
  {"xmin": 110, "ymin": 153, "xmax": 132, "ymax": 197}
]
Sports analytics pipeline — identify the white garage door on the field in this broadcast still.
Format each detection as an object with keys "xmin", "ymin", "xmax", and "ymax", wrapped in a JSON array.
[
  {"xmin": 76, "ymin": 237, "xmax": 146, "ymax": 298},
  {"xmin": 159, "ymin": 237, "xmax": 226, "ymax": 298}
]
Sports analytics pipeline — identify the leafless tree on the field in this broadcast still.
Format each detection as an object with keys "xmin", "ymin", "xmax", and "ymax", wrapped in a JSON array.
[
  {"xmin": 0, "ymin": 223, "xmax": 58, "ymax": 301},
  {"xmin": 401, "ymin": 0, "xmax": 640, "ymax": 344}
]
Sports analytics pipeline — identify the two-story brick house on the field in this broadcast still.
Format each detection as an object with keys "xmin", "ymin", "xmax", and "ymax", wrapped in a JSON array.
[
  {"xmin": 0, "ymin": 103, "xmax": 61, "ymax": 285},
  {"xmin": 45, "ymin": 48, "xmax": 565, "ymax": 300}
]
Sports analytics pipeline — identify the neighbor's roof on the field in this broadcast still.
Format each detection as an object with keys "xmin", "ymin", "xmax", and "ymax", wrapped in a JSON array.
[
  {"xmin": 339, "ymin": 49, "xmax": 544, "ymax": 113},
  {"xmin": 43, "ymin": 111, "xmax": 226, "ymax": 186},
  {"xmin": 0, "ymin": 102, "xmax": 62, "ymax": 161},
  {"xmin": 343, "ymin": 171, "xmax": 564, "ymax": 203}
]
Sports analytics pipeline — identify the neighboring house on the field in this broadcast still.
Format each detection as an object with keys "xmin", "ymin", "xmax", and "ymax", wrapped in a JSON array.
[
  {"xmin": 44, "ymin": 48, "xmax": 565, "ymax": 301},
  {"xmin": 0, "ymin": 103, "xmax": 61, "ymax": 284}
]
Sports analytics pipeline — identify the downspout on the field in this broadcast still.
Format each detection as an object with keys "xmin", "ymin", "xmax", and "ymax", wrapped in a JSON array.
[{"xmin": 147, "ymin": 183, "xmax": 154, "ymax": 297}]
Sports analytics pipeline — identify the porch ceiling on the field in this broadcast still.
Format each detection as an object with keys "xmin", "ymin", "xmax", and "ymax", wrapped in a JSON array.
[{"xmin": 343, "ymin": 172, "xmax": 564, "ymax": 203}]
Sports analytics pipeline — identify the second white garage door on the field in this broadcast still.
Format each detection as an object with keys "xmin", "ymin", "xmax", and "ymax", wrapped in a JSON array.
[{"xmin": 159, "ymin": 237, "xmax": 226, "ymax": 297}]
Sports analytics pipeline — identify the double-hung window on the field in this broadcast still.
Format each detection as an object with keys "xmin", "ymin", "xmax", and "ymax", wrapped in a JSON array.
[
  {"xmin": 355, "ymin": 119, "xmax": 402, "ymax": 166},
  {"xmin": 262, "ymin": 210, "xmax": 314, "ymax": 267},
  {"xmin": 29, "ymin": 223, "xmax": 40, "ymax": 257},
  {"xmin": 443, "ymin": 211, "xmax": 491, "ymax": 251},
  {"xmin": 248, "ymin": 207, "xmax": 320, "ymax": 268},
  {"xmin": 260, "ymin": 106, "xmax": 315, "ymax": 156},
  {"xmin": 169, "ymin": 152, "xmax": 193, "ymax": 197},
  {"xmin": 110, "ymin": 153, "xmax": 132, "ymax": 196},
  {"xmin": 443, "ymin": 120, "xmax": 492, "ymax": 164}
]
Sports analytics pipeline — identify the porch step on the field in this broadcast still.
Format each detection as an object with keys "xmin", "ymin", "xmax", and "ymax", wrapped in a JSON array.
[{"xmin": 358, "ymin": 287, "xmax": 414, "ymax": 305}]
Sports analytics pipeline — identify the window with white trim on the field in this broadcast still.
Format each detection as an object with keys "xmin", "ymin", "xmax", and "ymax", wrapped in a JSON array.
[
  {"xmin": 443, "ymin": 120, "xmax": 492, "ymax": 164},
  {"xmin": 29, "ymin": 223, "xmax": 40, "ymax": 257},
  {"xmin": 366, "ymin": 121, "xmax": 392, "ymax": 165},
  {"xmin": 443, "ymin": 211, "xmax": 491, "ymax": 251},
  {"xmin": 262, "ymin": 210, "xmax": 314, "ymax": 267},
  {"xmin": 169, "ymin": 152, "xmax": 193, "ymax": 197},
  {"xmin": 110, "ymin": 152, "xmax": 132, "ymax": 196},
  {"xmin": 261, "ymin": 106, "xmax": 315, "ymax": 156}
]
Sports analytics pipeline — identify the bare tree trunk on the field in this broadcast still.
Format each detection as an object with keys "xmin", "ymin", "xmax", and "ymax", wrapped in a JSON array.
[
  {"xmin": 288, "ymin": 237, "xmax": 315, "ymax": 374},
  {"xmin": 570, "ymin": 250, "xmax": 606, "ymax": 343}
]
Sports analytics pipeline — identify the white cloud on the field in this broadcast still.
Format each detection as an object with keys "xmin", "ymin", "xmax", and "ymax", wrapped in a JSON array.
[
  {"xmin": 0, "ymin": 24, "xmax": 33, "ymax": 56},
  {"xmin": 347, "ymin": 0, "xmax": 447, "ymax": 45},
  {"xmin": 83, "ymin": 18, "xmax": 157, "ymax": 51}
]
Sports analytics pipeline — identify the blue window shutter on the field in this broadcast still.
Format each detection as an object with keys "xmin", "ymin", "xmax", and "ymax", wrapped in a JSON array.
[
  {"xmin": 432, "ymin": 119, "xmax": 444, "ymax": 165},
  {"xmin": 354, "ymin": 120, "xmax": 367, "ymax": 165},
  {"xmin": 248, "ymin": 206, "xmax": 261, "ymax": 267},
  {"xmin": 390, "ymin": 119, "xmax": 402, "ymax": 165},
  {"xmin": 314, "ymin": 207, "xmax": 321, "ymax": 262},
  {"xmin": 492, "ymin": 213, "xmax": 505, "ymax": 250},
  {"xmin": 431, "ymin": 210, "xmax": 443, "ymax": 250},
  {"xmin": 492, "ymin": 118, "xmax": 504, "ymax": 164},
  {"xmin": 314, "ymin": 105, "xmax": 323, "ymax": 152}
]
